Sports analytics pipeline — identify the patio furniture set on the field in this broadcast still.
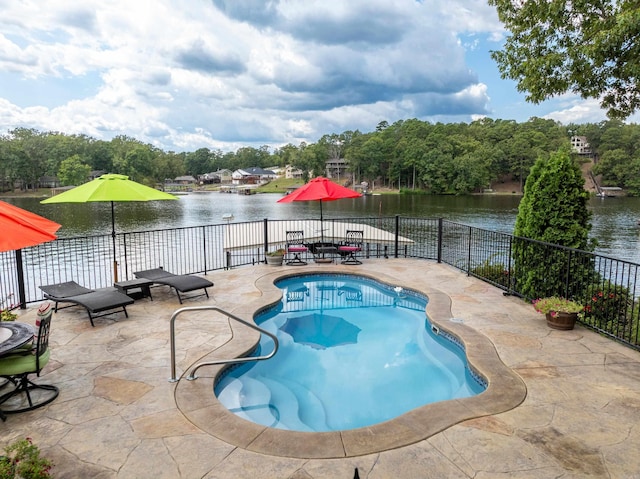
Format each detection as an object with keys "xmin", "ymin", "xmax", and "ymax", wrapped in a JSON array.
[
  {"xmin": 285, "ymin": 230, "xmax": 364, "ymax": 266},
  {"xmin": 0, "ymin": 268, "xmax": 214, "ymax": 420},
  {"xmin": 38, "ymin": 268, "xmax": 213, "ymax": 326}
]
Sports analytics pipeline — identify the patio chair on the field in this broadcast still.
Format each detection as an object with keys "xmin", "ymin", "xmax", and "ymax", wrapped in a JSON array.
[
  {"xmin": 285, "ymin": 231, "xmax": 309, "ymax": 265},
  {"xmin": 39, "ymin": 281, "xmax": 134, "ymax": 327},
  {"xmin": 134, "ymin": 268, "xmax": 213, "ymax": 303},
  {"xmin": 338, "ymin": 230, "xmax": 363, "ymax": 265},
  {"xmin": 0, "ymin": 303, "xmax": 58, "ymax": 418}
]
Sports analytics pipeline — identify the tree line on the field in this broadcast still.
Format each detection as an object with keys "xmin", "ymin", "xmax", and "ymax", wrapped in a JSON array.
[{"xmin": 2, "ymin": 118, "xmax": 640, "ymax": 195}]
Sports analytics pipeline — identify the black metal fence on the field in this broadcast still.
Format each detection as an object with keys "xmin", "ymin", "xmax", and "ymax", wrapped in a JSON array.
[{"xmin": 2, "ymin": 216, "xmax": 639, "ymax": 350}]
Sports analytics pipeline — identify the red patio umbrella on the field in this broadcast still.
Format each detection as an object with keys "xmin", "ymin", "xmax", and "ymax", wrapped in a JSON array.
[
  {"xmin": 0, "ymin": 200, "xmax": 61, "ymax": 309},
  {"xmin": 0, "ymin": 201, "xmax": 61, "ymax": 252},
  {"xmin": 277, "ymin": 177, "xmax": 361, "ymax": 244}
]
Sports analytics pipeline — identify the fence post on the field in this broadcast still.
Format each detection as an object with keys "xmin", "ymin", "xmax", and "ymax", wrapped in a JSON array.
[
  {"xmin": 394, "ymin": 215, "xmax": 400, "ymax": 258},
  {"xmin": 16, "ymin": 250, "xmax": 26, "ymax": 309},
  {"xmin": 437, "ymin": 218, "xmax": 443, "ymax": 263},
  {"xmin": 466, "ymin": 225, "xmax": 473, "ymax": 275},
  {"xmin": 122, "ymin": 233, "xmax": 129, "ymax": 280},
  {"xmin": 564, "ymin": 249, "xmax": 572, "ymax": 297},
  {"xmin": 202, "ymin": 226, "xmax": 207, "ymax": 274},
  {"xmin": 506, "ymin": 238, "xmax": 514, "ymax": 295},
  {"xmin": 263, "ymin": 218, "xmax": 269, "ymax": 263}
]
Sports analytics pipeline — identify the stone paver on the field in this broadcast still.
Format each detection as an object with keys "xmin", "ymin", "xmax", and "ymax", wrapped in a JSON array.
[{"xmin": 2, "ymin": 259, "xmax": 640, "ymax": 478}]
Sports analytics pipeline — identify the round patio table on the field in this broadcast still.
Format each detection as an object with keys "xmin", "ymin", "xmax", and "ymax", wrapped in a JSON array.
[{"xmin": 0, "ymin": 322, "xmax": 35, "ymax": 356}]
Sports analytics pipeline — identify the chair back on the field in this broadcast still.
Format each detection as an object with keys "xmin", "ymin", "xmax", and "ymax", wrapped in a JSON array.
[
  {"xmin": 35, "ymin": 306, "xmax": 53, "ymax": 373},
  {"xmin": 344, "ymin": 230, "xmax": 363, "ymax": 246},
  {"xmin": 286, "ymin": 231, "xmax": 305, "ymax": 246}
]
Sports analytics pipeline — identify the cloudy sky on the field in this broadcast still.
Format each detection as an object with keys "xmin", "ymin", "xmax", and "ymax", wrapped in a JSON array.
[{"xmin": 0, "ymin": 0, "xmax": 619, "ymax": 153}]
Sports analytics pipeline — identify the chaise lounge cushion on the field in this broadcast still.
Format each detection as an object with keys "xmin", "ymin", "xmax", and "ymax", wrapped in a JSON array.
[
  {"xmin": 39, "ymin": 281, "xmax": 134, "ymax": 326},
  {"xmin": 134, "ymin": 268, "xmax": 213, "ymax": 303},
  {"xmin": 39, "ymin": 281, "xmax": 93, "ymax": 298}
]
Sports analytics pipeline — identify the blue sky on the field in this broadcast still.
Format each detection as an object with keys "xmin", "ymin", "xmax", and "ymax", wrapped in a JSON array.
[{"xmin": 0, "ymin": 0, "xmax": 621, "ymax": 153}]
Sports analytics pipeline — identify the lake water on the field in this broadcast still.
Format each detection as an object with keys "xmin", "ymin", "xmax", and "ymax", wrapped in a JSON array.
[{"xmin": 8, "ymin": 193, "xmax": 640, "ymax": 264}]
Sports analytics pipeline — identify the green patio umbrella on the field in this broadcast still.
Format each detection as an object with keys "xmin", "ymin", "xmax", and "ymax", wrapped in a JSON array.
[{"xmin": 41, "ymin": 174, "xmax": 178, "ymax": 282}]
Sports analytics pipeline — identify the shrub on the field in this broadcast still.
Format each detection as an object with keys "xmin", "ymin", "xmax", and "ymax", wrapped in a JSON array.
[
  {"xmin": 581, "ymin": 280, "xmax": 633, "ymax": 326},
  {"xmin": 0, "ymin": 438, "xmax": 52, "ymax": 479},
  {"xmin": 470, "ymin": 260, "xmax": 512, "ymax": 288},
  {"xmin": 513, "ymin": 149, "xmax": 594, "ymax": 299}
]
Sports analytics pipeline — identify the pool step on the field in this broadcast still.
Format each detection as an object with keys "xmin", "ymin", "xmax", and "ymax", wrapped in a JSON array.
[
  {"xmin": 217, "ymin": 374, "xmax": 330, "ymax": 431},
  {"xmin": 218, "ymin": 377, "xmax": 279, "ymax": 427},
  {"xmin": 259, "ymin": 377, "xmax": 313, "ymax": 431},
  {"xmin": 276, "ymin": 376, "xmax": 328, "ymax": 431},
  {"xmin": 216, "ymin": 377, "xmax": 243, "ymax": 410}
]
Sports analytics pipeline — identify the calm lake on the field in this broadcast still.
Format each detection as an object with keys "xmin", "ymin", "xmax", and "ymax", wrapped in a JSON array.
[{"xmin": 8, "ymin": 193, "xmax": 640, "ymax": 264}]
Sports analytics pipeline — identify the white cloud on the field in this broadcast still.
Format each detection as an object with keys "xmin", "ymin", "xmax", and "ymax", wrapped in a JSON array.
[
  {"xmin": 0, "ymin": 0, "xmax": 612, "ymax": 152},
  {"xmin": 544, "ymin": 99, "xmax": 607, "ymax": 124}
]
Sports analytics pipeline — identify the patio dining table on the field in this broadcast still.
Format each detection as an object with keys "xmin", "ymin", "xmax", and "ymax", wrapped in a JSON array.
[{"xmin": 0, "ymin": 322, "xmax": 35, "ymax": 357}]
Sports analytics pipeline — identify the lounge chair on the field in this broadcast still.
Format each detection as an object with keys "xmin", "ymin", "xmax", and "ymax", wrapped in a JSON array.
[
  {"xmin": 39, "ymin": 281, "xmax": 134, "ymax": 327},
  {"xmin": 133, "ymin": 268, "xmax": 213, "ymax": 303}
]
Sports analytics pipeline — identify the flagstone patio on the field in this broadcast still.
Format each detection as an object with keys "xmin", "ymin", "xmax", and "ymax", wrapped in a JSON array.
[{"xmin": 3, "ymin": 259, "xmax": 640, "ymax": 478}]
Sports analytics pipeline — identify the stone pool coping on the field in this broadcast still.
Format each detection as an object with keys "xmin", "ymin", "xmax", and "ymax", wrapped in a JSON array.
[{"xmin": 174, "ymin": 266, "xmax": 527, "ymax": 459}]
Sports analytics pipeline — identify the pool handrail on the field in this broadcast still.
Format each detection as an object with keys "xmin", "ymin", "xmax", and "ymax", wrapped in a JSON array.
[{"xmin": 168, "ymin": 305, "xmax": 279, "ymax": 382}]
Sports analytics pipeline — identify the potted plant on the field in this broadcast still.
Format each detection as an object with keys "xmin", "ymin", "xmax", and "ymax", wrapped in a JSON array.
[
  {"xmin": 1, "ymin": 294, "xmax": 17, "ymax": 321},
  {"xmin": 0, "ymin": 309, "xmax": 17, "ymax": 321},
  {"xmin": 265, "ymin": 249, "xmax": 285, "ymax": 266},
  {"xmin": 533, "ymin": 296, "xmax": 583, "ymax": 330}
]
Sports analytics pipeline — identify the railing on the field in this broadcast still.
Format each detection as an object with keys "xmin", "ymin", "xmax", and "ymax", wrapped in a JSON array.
[
  {"xmin": 2, "ymin": 216, "xmax": 640, "ymax": 350},
  {"xmin": 167, "ymin": 305, "xmax": 279, "ymax": 382}
]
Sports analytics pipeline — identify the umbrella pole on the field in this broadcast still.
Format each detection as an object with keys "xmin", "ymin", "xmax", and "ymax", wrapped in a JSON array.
[
  {"xmin": 111, "ymin": 201, "xmax": 118, "ymax": 283},
  {"xmin": 320, "ymin": 200, "xmax": 324, "ymax": 258}
]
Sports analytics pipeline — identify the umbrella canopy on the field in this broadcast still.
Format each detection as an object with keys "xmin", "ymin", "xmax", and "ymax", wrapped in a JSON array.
[
  {"xmin": 40, "ymin": 173, "xmax": 178, "ymax": 203},
  {"xmin": 0, "ymin": 200, "xmax": 61, "ymax": 252},
  {"xmin": 41, "ymin": 174, "xmax": 178, "ymax": 281},
  {"xmin": 277, "ymin": 177, "xmax": 361, "ymax": 247},
  {"xmin": 277, "ymin": 177, "xmax": 361, "ymax": 221},
  {"xmin": 280, "ymin": 312, "xmax": 361, "ymax": 349}
]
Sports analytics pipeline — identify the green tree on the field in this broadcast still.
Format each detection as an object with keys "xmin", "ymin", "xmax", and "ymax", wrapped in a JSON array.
[
  {"xmin": 489, "ymin": 0, "xmax": 640, "ymax": 118},
  {"xmin": 9, "ymin": 128, "xmax": 48, "ymax": 190},
  {"xmin": 185, "ymin": 148, "xmax": 213, "ymax": 175},
  {"xmin": 58, "ymin": 154, "xmax": 91, "ymax": 186},
  {"xmin": 513, "ymin": 148, "xmax": 593, "ymax": 299}
]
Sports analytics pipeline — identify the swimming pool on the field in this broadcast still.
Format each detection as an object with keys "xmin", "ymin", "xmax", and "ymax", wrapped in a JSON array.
[{"xmin": 215, "ymin": 273, "xmax": 486, "ymax": 432}]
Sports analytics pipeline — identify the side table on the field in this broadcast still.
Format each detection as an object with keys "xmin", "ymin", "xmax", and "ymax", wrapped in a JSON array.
[
  {"xmin": 114, "ymin": 279, "xmax": 153, "ymax": 301},
  {"xmin": 314, "ymin": 246, "xmax": 338, "ymax": 263}
]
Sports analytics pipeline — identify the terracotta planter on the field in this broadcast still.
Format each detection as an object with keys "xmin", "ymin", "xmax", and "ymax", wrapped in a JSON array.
[{"xmin": 545, "ymin": 311, "xmax": 578, "ymax": 330}]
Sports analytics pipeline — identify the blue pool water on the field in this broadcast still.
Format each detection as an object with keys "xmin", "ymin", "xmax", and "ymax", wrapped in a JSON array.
[{"xmin": 215, "ymin": 274, "xmax": 486, "ymax": 432}]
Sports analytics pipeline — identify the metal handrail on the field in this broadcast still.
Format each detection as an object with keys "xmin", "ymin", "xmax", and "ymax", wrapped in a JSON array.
[{"xmin": 168, "ymin": 305, "xmax": 279, "ymax": 382}]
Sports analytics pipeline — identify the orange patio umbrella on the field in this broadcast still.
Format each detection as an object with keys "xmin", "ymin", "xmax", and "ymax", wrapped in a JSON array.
[
  {"xmin": 0, "ymin": 200, "xmax": 61, "ymax": 252},
  {"xmin": 0, "ymin": 200, "xmax": 61, "ymax": 309}
]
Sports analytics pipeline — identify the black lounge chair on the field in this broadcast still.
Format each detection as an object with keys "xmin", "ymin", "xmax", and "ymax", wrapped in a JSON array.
[
  {"xmin": 39, "ymin": 281, "xmax": 134, "ymax": 327},
  {"xmin": 134, "ymin": 268, "xmax": 213, "ymax": 303}
]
